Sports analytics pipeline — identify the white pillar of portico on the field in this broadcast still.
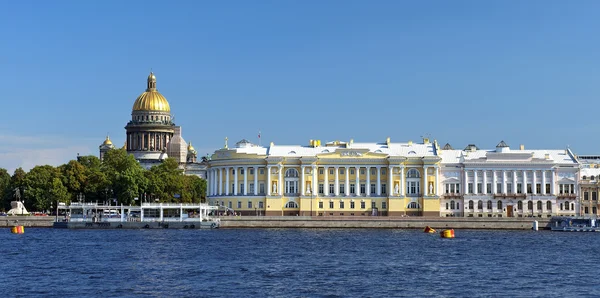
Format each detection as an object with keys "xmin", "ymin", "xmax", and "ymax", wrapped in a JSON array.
[
  {"xmin": 334, "ymin": 167, "xmax": 340, "ymax": 196},
  {"xmin": 376, "ymin": 166, "xmax": 381, "ymax": 196},
  {"xmin": 492, "ymin": 170, "xmax": 497, "ymax": 194},
  {"xmin": 533, "ymin": 170, "xmax": 537, "ymax": 194},
  {"xmin": 267, "ymin": 166, "xmax": 272, "ymax": 196},
  {"xmin": 213, "ymin": 170, "xmax": 217, "ymax": 196},
  {"xmin": 324, "ymin": 166, "xmax": 329, "ymax": 196},
  {"xmin": 388, "ymin": 166, "xmax": 393, "ymax": 196},
  {"xmin": 512, "ymin": 170, "xmax": 517, "ymax": 194},
  {"xmin": 542, "ymin": 170, "xmax": 546, "ymax": 195},
  {"xmin": 464, "ymin": 169, "xmax": 468, "ymax": 195},
  {"xmin": 400, "ymin": 166, "xmax": 405, "ymax": 196},
  {"xmin": 207, "ymin": 170, "xmax": 211, "ymax": 196},
  {"xmin": 301, "ymin": 166, "xmax": 306, "ymax": 196},
  {"xmin": 366, "ymin": 167, "xmax": 371, "ymax": 196},
  {"xmin": 551, "ymin": 168, "xmax": 555, "ymax": 195},
  {"xmin": 345, "ymin": 166, "xmax": 350, "ymax": 196},
  {"xmin": 254, "ymin": 166, "xmax": 258, "ymax": 195},
  {"xmin": 278, "ymin": 165, "xmax": 283, "ymax": 196},
  {"xmin": 502, "ymin": 170, "xmax": 507, "ymax": 194},
  {"xmin": 312, "ymin": 166, "xmax": 317, "ymax": 196},
  {"xmin": 355, "ymin": 167, "xmax": 360, "ymax": 196},
  {"xmin": 522, "ymin": 170, "xmax": 527, "ymax": 193},
  {"xmin": 435, "ymin": 166, "xmax": 439, "ymax": 196},
  {"xmin": 483, "ymin": 170, "xmax": 487, "ymax": 194},
  {"xmin": 225, "ymin": 167, "xmax": 230, "ymax": 195},
  {"xmin": 234, "ymin": 167, "xmax": 238, "ymax": 195},
  {"xmin": 243, "ymin": 166, "xmax": 248, "ymax": 195},
  {"xmin": 423, "ymin": 166, "xmax": 428, "ymax": 196},
  {"xmin": 474, "ymin": 170, "xmax": 478, "ymax": 194}
]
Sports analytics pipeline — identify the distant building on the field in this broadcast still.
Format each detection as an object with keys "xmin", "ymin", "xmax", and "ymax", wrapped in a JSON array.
[
  {"xmin": 576, "ymin": 155, "xmax": 600, "ymax": 216},
  {"xmin": 98, "ymin": 72, "xmax": 206, "ymax": 178}
]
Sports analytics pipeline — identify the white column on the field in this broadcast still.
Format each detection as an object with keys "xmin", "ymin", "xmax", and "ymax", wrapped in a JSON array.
[
  {"xmin": 551, "ymin": 169, "xmax": 555, "ymax": 195},
  {"xmin": 423, "ymin": 166, "xmax": 428, "ymax": 196},
  {"xmin": 483, "ymin": 170, "xmax": 487, "ymax": 194},
  {"xmin": 219, "ymin": 168, "xmax": 223, "ymax": 195},
  {"xmin": 254, "ymin": 167, "xmax": 258, "ymax": 195},
  {"xmin": 312, "ymin": 166, "xmax": 317, "ymax": 196},
  {"xmin": 207, "ymin": 169, "xmax": 211, "ymax": 196},
  {"xmin": 355, "ymin": 167, "xmax": 360, "ymax": 196},
  {"xmin": 502, "ymin": 170, "xmax": 506, "ymax": 194},
  {"xmin": 267, "ymin": 166, "xmax": 272, "ymax": 196},
  {"xmin": 435, "ymin": 167, "xmax": 439, "ymax": 196},
  {"xmin": 225, "ymin": 167, "xmax": 230, "ymax": 195},
  {"xmin": 533, "ymin": 170, "xmax": 537, "ymax": 194},
  {"xmin": 278, "ymin": 165, "xmax": 283, "ymax": 196},
  {"xmin": 523, "ymin": 170, "xmax": 527, "ymax": 194},
  {"xmin": 344, "ymin": 166, "xmax": 350, "ymax": 196},
  {"xmin": 366, "ymin": 167, "xmax": 371, "ymax": 196},
  {"xmin": 213, "ymin": 170, "xmax": 217, "ymax": 196},
  {"xmin": 334, "ymin": 167, "xmax": 340, "ymax": 196},
  {"xmin": 464, "ymin": 169, "xmax": 468, "ymax": 195},
  {"xmin": 376, "ymin": 166, "xmax": 381, "ymax": 196},
  {"xmin": 542, "ymin": 170, "xmax": 546, "ymax": 195},
  {"xmin": 388, "ymin": 166, "xmax": 394, "ymax": 196},
  {"xmin": 473, "ymin": 170, "xmax": 478, "ymax": 194},
  {"xmin": 492, "ymin": 170, "xmax": 497, "ymax": 194},
  {"xmin": 324, "ymin": 166, "xmax": 329, "ymax": 196},
  {"xmin": 512, "ymin": 170, "xmax": 517, "ymax": 194},
  {"xmin": 400, "ymin": 166, "xmax": 405, "ymax": 196},
  {"xmin": 301, "ymin": 166, "xmax": 305, "ymax": 196},
  {"xmin": 243, "ymin": 167, "xmax": 248, "ymax": 195},
  {"xmin": 234, "ymin": 167, "xmax": 238, "ymax": 195}
]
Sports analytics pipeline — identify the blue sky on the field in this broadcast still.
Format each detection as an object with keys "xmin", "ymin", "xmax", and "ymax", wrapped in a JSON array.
[{"xmin": 1, "ymin": 0, "xmax": 599, "ymax": 173}]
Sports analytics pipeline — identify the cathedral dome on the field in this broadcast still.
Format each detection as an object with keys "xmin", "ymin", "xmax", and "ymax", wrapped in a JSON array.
[{"xmin": 132, "ymin": 72, "xmax": 171, "ymax": 113}]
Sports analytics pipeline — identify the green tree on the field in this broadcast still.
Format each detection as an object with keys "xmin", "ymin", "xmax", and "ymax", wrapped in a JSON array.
[
  {"xmin": 23, "ymin": 165, "xmax": 60, "ymax": 211},
  {"xmin": 102, "ymin": 148, "xmax": 147, "ymax": 205},
  {"xmin": 59, "ymin": 160, "xmax": 87, "ymax": 200},
  {"xmin": 49, "ymin": 177, "xmax": 69, "ymax": 210},
  {"xmin": 148, "ymin": 158, "xmax": 183, "ymax": 202},
  {"xmin": 182, "ymin": 175, "xmax": 206, "ymax": 203},
  {"xmin": 0, "ymin": 168, "xmax": 11, "ymax": 211}
]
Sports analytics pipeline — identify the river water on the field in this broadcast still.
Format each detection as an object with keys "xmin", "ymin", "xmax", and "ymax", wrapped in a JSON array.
[{"xmin": 1, "ymin": 228, "xmax": 598, "ymax": 297}]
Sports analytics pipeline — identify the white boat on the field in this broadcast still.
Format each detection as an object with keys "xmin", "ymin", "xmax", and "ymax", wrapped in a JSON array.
[
  {"xmin": 53, "ymin": 202, "xmax": 220, "ymax": 229},
  {"xmin": 550, "ymin": 216, "xmax": 600, "ymax": 232}
]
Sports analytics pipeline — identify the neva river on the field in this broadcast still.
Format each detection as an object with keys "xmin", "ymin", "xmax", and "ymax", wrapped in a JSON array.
[{"xmin": 1, "ymin": 228, "xmax": 599, "ymax": 297}]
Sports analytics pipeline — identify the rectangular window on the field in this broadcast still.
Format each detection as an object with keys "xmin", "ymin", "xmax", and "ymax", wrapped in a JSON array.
[
  {"xmin": 240, "ymin": 184, "xmax": 244, "ymax": 194},
  {"xmin": 231, "ymin": 184, "xmax": 235, "ymax": 194},
  {"xmin": 593, "ymin": 192, "xmax": 597, "ymax": 200},
  {"xmin": 445, "ymin": 184, "xmax": 450, "ymax": 194},
  {"xmin": 250, "ymin": 169, "xmax": 254, "ymax": 175},
  {"xmin": 259, "ymin": 183, "xmax": 265, "ymax": 194},
  {"xmin": 559, "ymin": 185, "xmax": 564, "ymax": 194},
  {"xmin": 371, "ymin": 169, "xmax": 375, "ymax": 175},
  {"xmin": 329, "ymin": 184, "xmax": 334, "ymax": 194},
  {"xmin": 340, "ymin": 185, "xmax": 345, "ymax": 194},
  {"xmin": 507, "ymin": 183, "xmax": 513, "ymax": 194},
  {"xmin": 232, "ymin": 169, "xmax": 235, "ymax": 175},
  {"xmin": 456, "ymin": 184, "xmax": 460, "ymax": 193},
  {"xmin": 330, "ymin": 169, "xmax": 334, "ymax": 175},
  {"xmin": 340, "ymin": 169, "xmax": 345, "ymax": 175},
  {"xmin": 370, "ymin": 184, "xmax": 376, "ymax": 194},
  {"xmin": 536, "ymin": 184, "xmax": 541, "ymax": 193},
  {"xmin": 565, "ymin": 202, "xmax": 569, "ymax": 210},
  {"xmin": 527, "ymin": 183, "xmax": 532, "ymax": 194},
  {"xmin": 486, "ymin": 183, "xmax": 492, "ymax": 194},
  {"xmin": 329, "ymin": 201, "xmax": 334, "ymax": 209},
  {"xmin": 585, "ymin": 207, "xmax": 589, "ymax": 214},
  {"xmin": 350, "ymin": 201, "xmax": 355, "ymax": 209},
  {"xmin": 361, "ymin": 201, "xmax": 365, "ymax": 209},
  {"xmin": 249, "ymin": 183, "xmax": 254, "ymax": 193},
  {"xmin": 247, "ymin": 201, "xmax": 252, "ymax": 208},
  {"xmin": 594, "ymin": 207, "xmax": 598, "ymax": 214},
  {"xmin": 382, "ymin": 202, "xmax": 387, "ymax": 209},
  {"xmin": 517, "ymin": 183, "xmax": 522, "ymax": 194},
  {"xmin": 340, "ymin": 201, "xmax": 345, "ymax": 209},
  {"xmin": 319, "ymin": 201, "xmax": 323, "ymax": 209},
  {"xmin": 350, "ymin": 184, "xmax": 355, "ymax": 194},
  {"xmin": 319, "ymin": 183, "xmax": 324, "ymax": 194},
  {"xmin": 382, "ymin": 169, "xmax": 386, "ymax": 175},
  {"xmin": 477, "ymin": 183, "xmax": 482, "ymax": 194},
  {"xmin": 228, "ymin": 201, "xmax": 232, "ymax": 209},
  {"xmin": 260, "ymin": 169, "xmax": 265, "ymax": 175},
  {"xmin": 371, "ymin": 201, "xmax": 376, "ymax": 209},
  {"xmin": 584, "ymin": 192, "xmax": 589, "ymax": 200},
  {"xmin": 319, "ymin": 169, "xmax": 324, "ymax": 175},
  {"xmin": 545, "ymin": 184, "xmax": 550, "ymax": 194},
  {"xmin": 381, "ymin": 183, "xmax": 387, "ymax": 194},
  {"xmin": 360, "ymin": 169, "xmax": 365, "ymax": 175},
  {"xmin": 468, "ymin": 183, "xmax": 473, "ymax": 194},
  {"xmin": 496, "ymin": 183, "xmax": 502, "ymax": 194},
  {"xmin": 237, "ymin": 201, "xmax": 241, "ymax": 209},
  {"xmin": 240, "ymin": 169, "xmax": 244, "ymax": 175},
  {"xmin": 259, "ymin": 201, "xmax": 263, "ymax": 209},
  {"xmin": 360, "ymin": 184, "xmax": 365, "ymax": 195},
  {"xmin": 350, "ymin": 169, "xmax": 355, "ymax": 175}
]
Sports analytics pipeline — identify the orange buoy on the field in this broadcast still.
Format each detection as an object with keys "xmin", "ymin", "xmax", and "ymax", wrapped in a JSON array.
[
  {"xmin": 11, "ymin": 226, "xmax": 24, "ymax": 234},
  {"xmin": 423, "ymin": 226, "xmax": 436, "ymax": 233},
  {"xmin": 440, "ymin": 229, "xmax": 454, "ymax": 238}
]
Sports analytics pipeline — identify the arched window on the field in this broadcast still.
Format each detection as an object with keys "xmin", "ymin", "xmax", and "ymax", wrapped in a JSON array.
[
  {"xmin": 284, "ymin": 201, "xmax": 298, "ymax": 208},
  {"xmin": 592, "ymin": 176, "xmax": 596, "ymax": 181},
  {"xmin": 528, "ymin": 201, "xmax": 533, "ymax": 210},
  {"xmin": 546, "ymin": 201, "xmax": 552, "ymax": 210},
  {"xmin": 537, "ymin": 201, "xmax": 542, "ymax": 210},
  {"xmin": 477, "ymin": 201, "xmax": 483, "ymax": 209},
  {"xmin": 407, "ymin": 202, "xmax": 419, "ymax": 209},
  {"xmin": 407, "ymin": 169, "xmax": 420, "ymax": 178},
  {"xmin": 583, "ymin": 175, "xmax": 587, "ymax": 180},
  {"xmin": 469, "ymin": 200, "xmax": 474, "ymax": 209},
  {"xmin": 285, "ymin": 169, "xmax": 299, "ymax": 177},
  {"xmin": 486, "ymin": 200, "xmax": 492, "ymax": 210},
  {"xmin": 517, "ymin": 201, "xmax": 523, "ymax": 210},
  {"xmin": 497, "ymin": 201, "xmax": 503, "ymax": 210},
  {"xmin": 450, "ymin": 200, "xmax": 456, "ymax": 209}
]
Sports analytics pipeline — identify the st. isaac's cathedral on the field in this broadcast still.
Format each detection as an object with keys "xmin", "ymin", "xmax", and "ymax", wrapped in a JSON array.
[{"xmin": 98, "ymin": 72, "xmax": 207, "ymax": 179}]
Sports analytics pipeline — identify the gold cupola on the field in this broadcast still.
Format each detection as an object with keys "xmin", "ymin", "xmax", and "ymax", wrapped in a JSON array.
[
  {"xmin": 103, "ymin": 135, "xmax": 113, "ymax": 146},
  {"xmin": 132, "ymin": 72, "xmax": 171, "ymax": 112}
]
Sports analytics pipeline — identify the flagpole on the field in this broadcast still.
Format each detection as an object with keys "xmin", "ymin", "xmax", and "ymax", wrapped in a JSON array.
[{"xmin": 258, "ymin": 130, "xmax": 261, "ymax": 146}]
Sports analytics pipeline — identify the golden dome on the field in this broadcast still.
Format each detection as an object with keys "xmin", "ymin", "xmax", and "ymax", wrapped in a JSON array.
[
  {"xmin": 132, "ymin": 72, "xmax": 171, "ymax": 112},
  {"xmin": 188, "ymin": 142, "xmax": 196, "ymax": 152},
  {"xmin": 103, "ymin": 135, "xmax": 113, "ymax": 145}
]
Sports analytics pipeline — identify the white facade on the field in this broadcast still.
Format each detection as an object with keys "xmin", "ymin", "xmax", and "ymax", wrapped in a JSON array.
[{"xmin": 438, "ymin": 141, "xmax": 579, "ymax": 218}]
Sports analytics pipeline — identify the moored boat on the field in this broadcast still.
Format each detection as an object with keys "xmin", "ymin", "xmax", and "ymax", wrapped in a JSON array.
[{"xmin": 550, "ymin": 216, "xmax": 600, "ymax": 232}]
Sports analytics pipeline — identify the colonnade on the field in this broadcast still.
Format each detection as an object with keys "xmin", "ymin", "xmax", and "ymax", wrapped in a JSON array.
[{"xmin": 462, "ymin": 169, "xmax": 558, "ymax": 195}]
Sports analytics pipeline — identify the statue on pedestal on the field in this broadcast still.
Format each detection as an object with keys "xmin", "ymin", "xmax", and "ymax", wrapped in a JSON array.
[{"xmin": 272, "ymin": 182, "xmax": 277, "ymax": 194}]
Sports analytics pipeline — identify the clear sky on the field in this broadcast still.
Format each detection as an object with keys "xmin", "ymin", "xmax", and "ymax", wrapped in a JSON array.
[{"xmin": 1, "ymin": 0, "xmax": 599, "ymax": 173}]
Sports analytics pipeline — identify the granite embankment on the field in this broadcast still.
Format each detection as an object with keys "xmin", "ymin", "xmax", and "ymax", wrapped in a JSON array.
[
  {"xmin": 0, "ymin": 216, "xmax": 551, "ymax": 230},
  {"xmin": 0, "ymin": 216, "xmax": 54, "ymax": 227},
  {"xmin": 219, "ymin": 216, "xmax": 550, "ymax": 230}
]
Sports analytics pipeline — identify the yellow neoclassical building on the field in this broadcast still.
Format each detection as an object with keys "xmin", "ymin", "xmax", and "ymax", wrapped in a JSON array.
[{"xmin": 206, "ymin": 137, "xmax": 442, "ymax": 216}]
